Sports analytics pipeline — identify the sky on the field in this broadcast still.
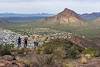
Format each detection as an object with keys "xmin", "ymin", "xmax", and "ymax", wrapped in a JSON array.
[{"xmin": 0, "ymin": 0, "xmax": 100, "ymax": 14}]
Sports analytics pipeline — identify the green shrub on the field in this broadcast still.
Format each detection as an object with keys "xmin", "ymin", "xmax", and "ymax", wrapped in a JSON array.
[
  {"xmin": 83, "ymin": 48, "xmax": 97, "ymax": 57},
  {"xmin": 65, "ymin": 45, "xmax": 82, "ymax": 59},
  {"xmin": 36, "ymin": 39, "xmax": 83, "ymax": 59},
  {"xmin": 42, "ymin": 44, "xmax": 54, "ymax": 54},
  {"xmin": 0, "ymin": 44, "xmax": 15, "ymax": 56}
]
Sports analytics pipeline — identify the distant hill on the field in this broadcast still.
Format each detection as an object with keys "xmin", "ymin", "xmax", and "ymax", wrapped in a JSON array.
[
  {"xmin": 0, "ymin": 19, "xmax": 10, "ymax": 28},
  {"xmin": 0, "ymin": 13, "xmax": 53, "ymax": 17},
  {"xmin": 0, "ymin": 13, "xmax": 53, "ymax": 23},
  {"xmin": 45, "ymin": 8, "xmax": 84, "ymax": 26},
  {"xmin": 0, "ymin": 11, "xmax": 100, "ymax": 23},
  {"xmin": 80, "ymin": 12, "xmax": 100, "ymax": 20}
]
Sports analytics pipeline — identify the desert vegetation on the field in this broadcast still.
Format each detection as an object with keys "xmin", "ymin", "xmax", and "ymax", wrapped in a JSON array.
[{"xmin": 0, "ymin": 38, "xmax": 100, "ymax": 67}]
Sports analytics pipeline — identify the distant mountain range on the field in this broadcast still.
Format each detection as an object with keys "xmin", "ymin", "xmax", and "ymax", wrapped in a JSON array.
[
  {"xmin": 0, "ymin": 10, "xmax": 100, "ymax": 23},
  {"xmin": 0, "ymin": 13, "xmax": 53, "ymax": 17},
  {"xmin": 0, "ymin": 13, "xmax": 53, "ymax": 23},
  {"xmin": 80, "ymin": 12, "xmax": 100, "ymax": 20}
]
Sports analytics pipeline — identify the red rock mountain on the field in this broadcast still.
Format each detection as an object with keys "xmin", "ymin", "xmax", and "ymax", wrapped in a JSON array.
[{"xmin": 45, "ymin": 8, "xmax": 84, "ymax": 26}]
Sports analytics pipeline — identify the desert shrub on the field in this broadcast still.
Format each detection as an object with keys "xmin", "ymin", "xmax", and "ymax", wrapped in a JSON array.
[
  {"xmin": 42, "ymin": 44, "xmax": 54, "ymax": 54},
  {"xmin": 35, "ymin": 47, "xmax": 43, "ymax": 54},
  {"xmin": 62, "ymin": 40, "xmax": 83, "ymax": 59},
  {"xmin": 83, "ymin": 48, "xmax": 98, "ymax": 58},
  {"xmin": 36, "ymin": 39, "xmax": 62, "ymax": 54},
  {"xmin": 15, "ymin": 48, "xmax": 31, "ymax": 55},
  {"xmin": 17, "ymin": 48, "xmax": 25, "ymax": 55},
  {"xmin": 0, "ymin": 44, "xmax": 15, "ymax": 56},
  {"xmin": 53, "ymin": 47, "xmax": 66, "ymax": 59},
  {"xmin": 36, "ymin": 39, "xmax": 83, "ymax": 59},
  {"xmin": 64, "ymin": 63, "xmax": 75, "ymax": 67},
  {"xmin": 66, "ymin": 45, "xmax": 81, "ymax": 59},
  {"xmin": 36, "ymin": 54, "xmax": 57, "ymax": 67}
]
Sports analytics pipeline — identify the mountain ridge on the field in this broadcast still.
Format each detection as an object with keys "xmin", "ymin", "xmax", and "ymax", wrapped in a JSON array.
[{"xmin": 80, "ymin": 12, "xmax": 100, "ymax": 20}]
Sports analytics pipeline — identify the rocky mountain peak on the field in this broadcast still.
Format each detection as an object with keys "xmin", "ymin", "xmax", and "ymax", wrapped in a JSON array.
[
  {"xmin": 57, "ymin": 8, "xmax": 81, "ymax": 19},
  {"xmin": 45, "ymin": 8, "xmax": 85, "ymax": 26},
  {"xmin": 61, "ymin": 8, "xmax": 74, "ymax": 14}
]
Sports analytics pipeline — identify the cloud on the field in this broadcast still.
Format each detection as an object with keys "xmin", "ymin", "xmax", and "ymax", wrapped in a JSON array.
[
  {"xmin": 0, "ymin": 0, "xmax": 99, "ymax": 14},
  {"xmin": 0, "ymin": 0, "xmax": 34, "ymax": 2},
  {"xmin": 0, "ymin": 0, "xmax": 100, "ymax": 2}
]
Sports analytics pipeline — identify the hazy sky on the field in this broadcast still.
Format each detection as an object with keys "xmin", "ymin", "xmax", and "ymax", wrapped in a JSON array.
[{"xmin": 0, "ymin": 0, "xmax": 100, "ymax": 14}]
